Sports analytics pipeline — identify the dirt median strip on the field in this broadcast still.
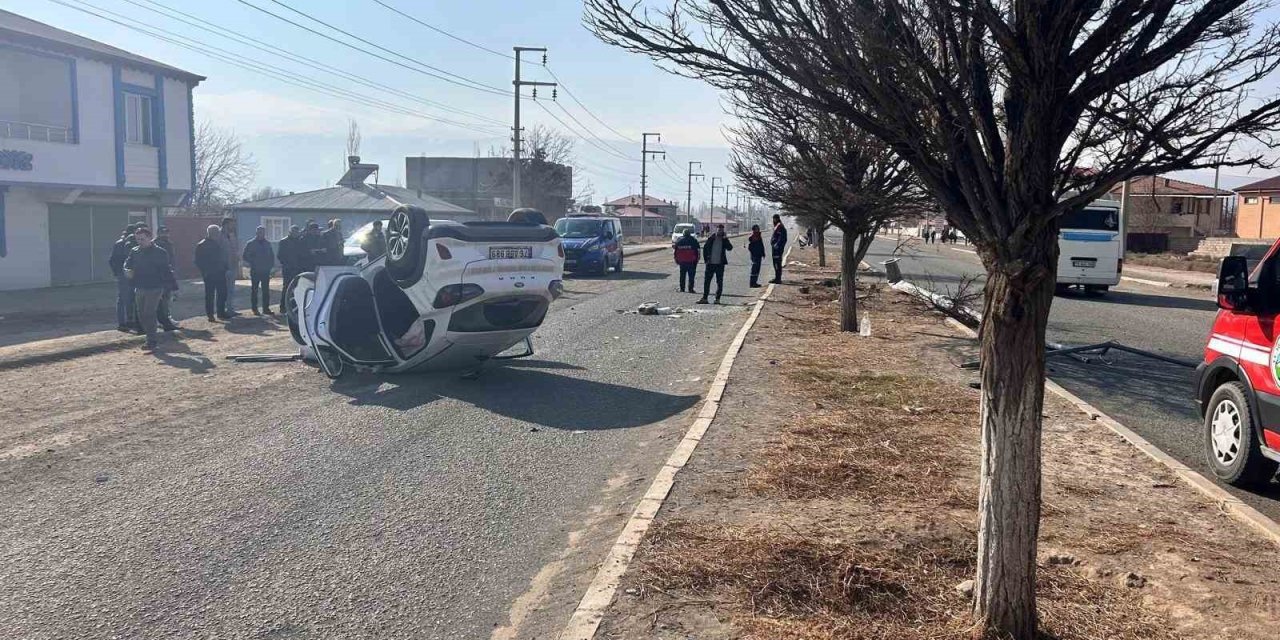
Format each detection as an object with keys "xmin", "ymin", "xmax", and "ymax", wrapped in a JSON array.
[{"xmin": 592, "ymin": 248, "xmax": 1280, "ymax": 639}]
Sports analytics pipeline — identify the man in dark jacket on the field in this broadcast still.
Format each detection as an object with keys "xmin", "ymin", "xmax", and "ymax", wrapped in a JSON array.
[
  {"xmin": 321, "ymin": 218, "xmax": 344, "ymax": 266},
  {"xmin": 276, "ymin": 225, "xmax": 302, "ymax": 314},
  {"xmin": 299, "ymin": 222, "xmax": 323, "ymax": 272},
  {"xmin": 243, "ymin": 225, "xmax": 276, "ymax": 315},
  {"xmin": 698, "ymin": 224, "xmax": 733, "ymax": 305},
  {"xmin": 220, "ymin": 216, "xmax": 240, "ymax": 316},
  {"xmin": 672, "ymin": 227, "xmax": 700, "ymax": 294},
  {"xmin": 361, "ymin": 219, "xmax": 388, "ymax": 261},
  {"xmin": 770, "ymin": 214, "xmax": 788, "ymax": 284},
  {"xmin": 153, "ymin": 226, "xmax": 180, "ymax": 330},
  {"xmin": 747, "ymin": 224, "xmax": 766, "ymax": 288},
  {"xmin": 195, "ymin": 224, "xmax": 230, "ymax": 321},
  {"xmin": 124, "ymin": 227, "xmax": 175, "ymax": 350},
  {"xmin": 109, "ymin": 224, "xmax": 139, "ymax": 332}
]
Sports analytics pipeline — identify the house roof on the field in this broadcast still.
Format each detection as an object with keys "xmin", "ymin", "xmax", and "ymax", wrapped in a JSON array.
[
  {"xmin": 230, "ymin": 183, "xmax": 473, "ymax": 216},
  {"xmin": 0, "ymin": 9, "xmax": 204, "ymax": 84},
  {"xmin": 1235, "ymin": 175, "xmax": 1280, "ymax": 193},
  {"xmin": 612, "ymin": 206, "xmax": 674, "ymax": 219},
  {"xmin": 604, "ymin": 194, "xmax": 677, "ymax": 208},
  {"xmin": 1107, "ymin": 175, "xmax": 1232, "ymax": 197}
]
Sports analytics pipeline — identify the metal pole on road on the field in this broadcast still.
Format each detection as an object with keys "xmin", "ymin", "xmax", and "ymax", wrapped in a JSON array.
[
  {"xmin": 686, "ymin": 161, "xmax": 703, "ymax": 225},
  {"xmin": 640, "ymin": 133, "xmax": 664, "ymax": 239},
  {"xmin": 512, "ymin": 46, "xmax": 554, "ymax": 210},
  {"xmin": 710, "ymin": 177, "xmax": 723, "ymax": 227}
]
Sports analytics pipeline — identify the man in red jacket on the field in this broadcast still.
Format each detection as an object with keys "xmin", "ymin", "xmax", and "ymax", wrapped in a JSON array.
[{"xmin": 673, "ymin": 227, "xmax": 701, "ymax": 293}]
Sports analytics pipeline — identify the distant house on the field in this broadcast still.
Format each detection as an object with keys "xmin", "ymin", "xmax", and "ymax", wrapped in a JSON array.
[
  {"xmin": 231, "ymin": 157, "xmax": 476, "ymax": 247},
  {"xmin": 1232, "ymin": 175, "xmax": 1280, "ymax": 240},
  {"xmin": 405, "ymin": 156, "xmax": 572, "ymax": 221},
  {"xmin": 612, "ymin": 206, "xmax": 670, "ymax": 237},
  {"xmin": 0, "ymin": 9, "xmax": 203, "ymax": 290},
  {"xmin": 604, "ymin": 195, "xmax": 678, "ymax": 225},
  {"xmin": 1107, "ymin": 175, "xmax": 1231, "ymax": 253}
]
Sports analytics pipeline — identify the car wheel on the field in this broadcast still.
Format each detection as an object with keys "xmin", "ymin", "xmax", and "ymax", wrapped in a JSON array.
[
  {"xmin": 285, "ymin": 271, "xmax": 315, "ymax": 346},
  {"xmin": 1204, "ymin": 382, "xmax": 1277, "ymax": 487},
  {"xmin": 598, "ymin": 255, "xmax": 610, "ymax": 277},
  {"xmin": 614, "ymin": 252, "xmax": 624, "ymax": 273},
  {"xmin": 385, "ymin": 205, "xmax": 431, "ymax": 287}
]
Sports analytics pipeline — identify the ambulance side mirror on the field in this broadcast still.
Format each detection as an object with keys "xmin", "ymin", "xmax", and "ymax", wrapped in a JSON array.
[{"xmin": 1217, "ymin": 256, "xmax": 1249, "ymax": 311}]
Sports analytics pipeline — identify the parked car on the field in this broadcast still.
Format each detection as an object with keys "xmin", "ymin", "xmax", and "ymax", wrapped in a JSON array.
[
  {"xmin": 286, "ymin": 205, "xmax": 565, "ymax": 378},
  {"xmin": 1196, "ymin": 243, "xmax": 1280, "ymax": 486},
  {"xmin": 553, "ymin": 215, "xmax": 624, "ymax": 275},
  {"xmin": 343, "ymin": 219, "xmax": 389, "ymax": 264},
  {"xmin": 670, "ymin": 223, "xmax": 696, "ymax": 245}
]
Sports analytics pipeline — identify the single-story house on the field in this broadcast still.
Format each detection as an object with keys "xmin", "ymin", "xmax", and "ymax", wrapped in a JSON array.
[
  {"xmin": 230, "ymin": 157, "xmax": 477, "ymax": 249},
  {"xmin": 1108, "ymin": 175, "xmax": 1231, "ymax": 253},
  {"xmin": 1234, "ymin": 175, "xmax": 1280, "ymax": 240},
  {"xmin": 612, "ymin": 206, "xmax": 670, "ymax": 237}
]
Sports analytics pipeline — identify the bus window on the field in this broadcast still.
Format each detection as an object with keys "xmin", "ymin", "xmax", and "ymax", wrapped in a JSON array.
[{"xmin": 1060, "ymin": 208, "xmax": 1119, "ymax": 231}]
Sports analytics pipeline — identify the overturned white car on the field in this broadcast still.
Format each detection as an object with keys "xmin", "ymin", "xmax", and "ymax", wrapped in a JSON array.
[{"xmin": 285, "ymin": 205, "xmax": 565, "ymax": 378}]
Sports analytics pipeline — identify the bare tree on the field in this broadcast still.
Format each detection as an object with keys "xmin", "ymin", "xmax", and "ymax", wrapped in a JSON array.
[
  {"xmin": 730, "ymin": 82, "xmax": 925, "ymax": 332},
  {"xmin": 190, "ymin": 120, "xmax": 255, "ymax": 211},
  {"xmin": 490, "ymin": 125, "xmax": 576, "ymax": 215},
  {"xmin": 346, "ymin": 118, "xmax": 361, "ymax": 158},
  {"xmin": 587, "ymin": 1, "xmax": 1280, "ymax": 637}
]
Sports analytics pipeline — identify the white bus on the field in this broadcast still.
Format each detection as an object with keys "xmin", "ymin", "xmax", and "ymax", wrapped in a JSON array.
[{"xmin": 1056, "ymin": 197, "xmax": 1123, "ymax": 295}]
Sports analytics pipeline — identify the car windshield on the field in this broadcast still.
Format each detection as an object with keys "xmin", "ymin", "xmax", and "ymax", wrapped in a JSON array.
[
  {"xmin": 555, "ymin": 219, "xmax": 604, "ymax": 238},
  {"xmin": 1060, "ymin": 207, "xmax": 1119, "ymax": 231}
]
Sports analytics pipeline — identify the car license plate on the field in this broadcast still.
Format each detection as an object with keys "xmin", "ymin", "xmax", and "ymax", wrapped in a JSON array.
[
  {"xmin": 1071, "ymin": 259, "xmax": 1095, "ymax": 268},
  {"xmin": 490, "ymin": 246, "xmax": 532, "ymax": 260}
]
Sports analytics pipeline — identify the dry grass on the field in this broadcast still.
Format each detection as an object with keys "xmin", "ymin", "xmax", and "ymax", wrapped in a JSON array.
[
  {"xmin": 638, "ymin": 520, "xmax": 1179, "ymax": 640},
  {"xmin": 1124, "ymin": 252, "xmax": 1218, "ymax": 274}
]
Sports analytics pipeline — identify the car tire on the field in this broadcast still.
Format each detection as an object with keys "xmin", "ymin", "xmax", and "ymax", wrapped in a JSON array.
[
  {"xmin": 597, "ymin": 255, "xmax": 610, "ymax": 277},
  {"xmin": 385, "ymin": 205, "xmax": 431, "ymax": 287},
  {"xmin": 614, "ymin": 251, "xmax": 624, "ymax": 273},
  {"xmin": 285, "ymin": 271, "xmax": 315, "ymax": 346},
  {"xmin": 1204, "ymin": 382, "xmax": 1278, "ymax": 487}
]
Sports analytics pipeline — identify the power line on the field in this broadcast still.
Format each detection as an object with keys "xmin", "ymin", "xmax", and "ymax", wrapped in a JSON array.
[
  {"xmin": 45, "ymin": 0, "xmax": 504, "ymax": 134},
  {"xmin": 235, "ymin": 0, "xmax": 509, "ymax": 97},
  {"xmin": 552, "ymin": 102, "xmax": 635, "ymax": 163},
  {"xmin": 126, "ymin": 0, "xmax": 506, "ymax": 126},
  {"xmin": 369, "ymin": 0, "xmax": 516, "ymax": 60},
  {"xmin": 539, "ymin": 65, "xmax": 636, "ymax": 143},
  {"xmin": 534, "ymin": 100, "xmax": 640, "ymax": 167}
]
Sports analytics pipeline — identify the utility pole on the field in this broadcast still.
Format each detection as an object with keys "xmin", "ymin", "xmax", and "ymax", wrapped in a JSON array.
[
  {"xmin": 640, "ymin": 132, "xmax": 664, "ymax": 239},
  {"xmin": 711, "ymin": 177, "xmax": 724, "ymax": 227},
  {"xmin": 512, "ymin": 46, "xmax": 555, "ymax": 211},
  {"xmin": 686, "ymin": 161, "xmax": 703, "ymax": 225}
]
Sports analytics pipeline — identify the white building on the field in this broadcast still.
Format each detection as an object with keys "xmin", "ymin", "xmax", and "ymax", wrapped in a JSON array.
[{"xmin": 0, "ymin": 9, "xmax": 203, "ymax": 290}]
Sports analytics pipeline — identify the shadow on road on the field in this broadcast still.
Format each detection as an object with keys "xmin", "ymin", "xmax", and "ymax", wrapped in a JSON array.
[
  {"xmin": 1064, "ymin": 289, "xmax": 1218, "ymax": 312},
  {"xmin": 151, "ymin": 339, "xmax": 215, "ymax": 374},
  {"xmin": 331, "ymin": 366, "xmax": 699, "ymax": 430},
  {"xmin": 564, "ymin": 270, "xmax": 668, "ymax": 282}
]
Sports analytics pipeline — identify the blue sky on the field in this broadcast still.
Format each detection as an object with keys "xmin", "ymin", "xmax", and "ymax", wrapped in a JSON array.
[
  {"xmin": 7, "ymin": 0, "xmax": 1280, "ymax": 202},
  {"xmin": 4, "ymin": 0, "xmax": 733, "ymax": 205}
]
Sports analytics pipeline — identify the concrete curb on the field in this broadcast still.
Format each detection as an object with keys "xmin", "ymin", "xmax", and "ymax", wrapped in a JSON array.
[
  {"xmin": 1120, "ymin": 275, "xmax": 1173, "ymax": 288},
  {"xmin": 556, "ymin": 245, "xmax": 791, "ymax": 640},
  {"xmin": 938, "ymin": 298, "xmax": 1280, "ymax": 549}
]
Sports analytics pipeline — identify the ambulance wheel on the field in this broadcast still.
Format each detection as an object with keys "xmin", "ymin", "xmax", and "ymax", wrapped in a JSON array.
[
  {"xmin": 386, "ymin": 205, "xmax": 431, "ymax": 287},
  {"xmin": 1204, "ymin": 382, "xmax": 1277, "ymax": 487},
  {"xmin": 285, "ymin": 272, "xmax": 314, "ymax": 347}
]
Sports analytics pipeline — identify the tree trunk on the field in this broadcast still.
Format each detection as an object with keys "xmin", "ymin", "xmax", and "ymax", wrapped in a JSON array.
[
  {"xmin": 839, "ymin": 230, "xmax": 857, "ymax": 331},
  {"xmin": 972, "ymin": 230, "xmax": 1058, "ymax": 640},
  {"xmin": 817, "ymin": 226, "xmax": 827, "ymax": 267}
]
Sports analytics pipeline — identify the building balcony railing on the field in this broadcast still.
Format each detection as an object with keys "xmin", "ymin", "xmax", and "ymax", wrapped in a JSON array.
[{"xmin": 0, "ymin": 119, "xmax": 75, "ymax": 144}]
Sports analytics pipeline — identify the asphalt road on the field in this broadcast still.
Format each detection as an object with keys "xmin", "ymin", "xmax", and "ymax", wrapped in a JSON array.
[
  {"xmin": 0, "ymin": 247, "xmax": 762, "ymax": 639},
  {"xmin": 866, "ymin": 236, "xmax": 1280, "ymax": 519}
]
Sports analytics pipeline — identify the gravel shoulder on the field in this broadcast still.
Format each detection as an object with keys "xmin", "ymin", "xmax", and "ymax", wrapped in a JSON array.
[{"xmin": 596, "ymin": 246, "xmax": 1280, "ymax": 639}]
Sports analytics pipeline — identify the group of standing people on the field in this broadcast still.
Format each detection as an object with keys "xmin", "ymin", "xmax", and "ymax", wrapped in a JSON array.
[
  {"xmin": 111, "ymin": 216, "xmax": 375, "ymax": 350},
  {"xmin": 923, "ymin": 226, "xmax": 962, "ymax": 244},
  {"xmin": 673, "ymin": 214, "xmax": 788, "ymax": 304}
]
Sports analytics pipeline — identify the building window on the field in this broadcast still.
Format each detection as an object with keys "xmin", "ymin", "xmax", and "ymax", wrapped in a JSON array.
[
  {"xmin": 0, "ymin": 47, "xmax": 75, "ymax": 143},
  {"xmin": 1245, "ymin": 196, "xmax": 1260, "ymax": 204},
  {"xmin": 1171, "ymin": 201, "xmax": 1184, "ymax": 214},
  {"xmin": 1270, "ymin": 196, "xmax": 1280, "ymax": 205},
  {"xmin": 262, "ymin": 216, "xmax": 290, "ymax": 242},
  {"xmin": 125, "ymin": 93, "xmax": 154, "ymax": 145}
]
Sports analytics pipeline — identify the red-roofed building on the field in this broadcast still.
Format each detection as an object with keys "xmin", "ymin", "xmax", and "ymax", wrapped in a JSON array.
[
  {"xmin": 604, "ymin": 195, "xmax": 678, "ymax": 220},
  {"xmin": 1107, "ymin": 175, "xmax": 1231, "ymax": 252},
  {"xmin": 1233, "ymin": 175, "xmax": 1280, "ymax": 239},
  {"xmin": 611, "ymin": 206, "xmax": 670, "ymax": 236}
]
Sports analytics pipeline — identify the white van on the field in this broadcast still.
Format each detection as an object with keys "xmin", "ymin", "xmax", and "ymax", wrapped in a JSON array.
[{"xmin": 1056, "ymin": 198, "xmax": 1122, "ymax": 295}]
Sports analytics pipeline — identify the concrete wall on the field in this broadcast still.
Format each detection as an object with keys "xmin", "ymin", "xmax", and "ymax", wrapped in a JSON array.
[{"xmin": 0, "ymin": 187, "xmax": 53, "ymax": 289}]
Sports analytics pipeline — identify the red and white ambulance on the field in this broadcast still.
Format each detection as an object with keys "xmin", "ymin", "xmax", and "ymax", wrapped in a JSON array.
[{"xmin": 1197, "ymin": 246, "xmax": 1280, "ymax": 487}]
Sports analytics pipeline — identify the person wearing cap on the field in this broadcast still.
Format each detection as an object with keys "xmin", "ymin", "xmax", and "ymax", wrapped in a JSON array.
[
  {"xmin": 153, "ymin": 226, "xmax": 180, "ymax": 330},
  {"xmin": 243, "ymin": 225, "xmax": 277, "ymax": 315},
  {"xmin": 321, "ymin": 218, "xmax": 344, "ymax": 266},
  {"xmin": 770, "ymin": 214, "xmax": 788, "ymax": 284},
  {"xmin": 300, "ymin": 221, "xmax": 324, "ymax": 271},
  {"xmin": 220, "ymin": 216, "xmax": 240, "ymax": 316},
  {"xmin": 109, "ymin": 223, "xmax": 140, "ymax": 332},
  {"xmin": 748, "ymin": 224, "xmax": 766, "ymax": 288},
  {"xmin": 277, "ymin": 225, "xmax": 303, "ymax": 314},
  {"xmin": 672, "ymin": 226, "xmax": 700, "ymax": 294},
  {"xmin": 123, "ymin": 227, "xmax": 175, "ymax": 350}
]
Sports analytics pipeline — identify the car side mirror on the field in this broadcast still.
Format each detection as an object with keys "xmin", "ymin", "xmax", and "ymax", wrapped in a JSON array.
[{"xmin": 1217, "ymin": 255, "xmax": 1249, "ymax": 311}]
